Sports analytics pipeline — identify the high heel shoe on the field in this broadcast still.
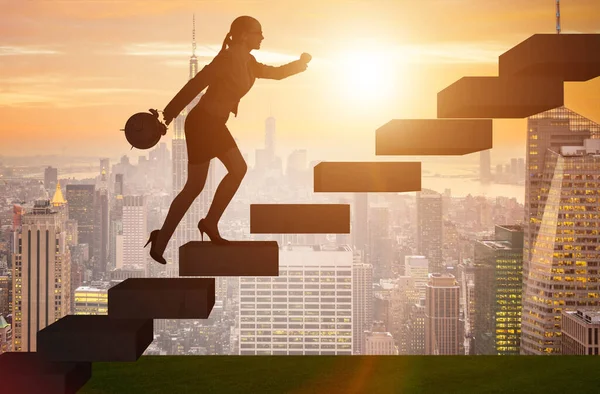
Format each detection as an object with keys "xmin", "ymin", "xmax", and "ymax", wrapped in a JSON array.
[
  {"xmin": 145, "ymin": 229, "xmax": 167, "ymax": 265},
  {"xmin": 198, "ymin": 218, "xmax": 230, "ymax": 245}
]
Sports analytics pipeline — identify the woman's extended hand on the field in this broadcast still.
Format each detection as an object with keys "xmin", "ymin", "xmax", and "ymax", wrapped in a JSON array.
[
  {"xmin": 300, "ymin": 53, "xmax": 312, "ymax": 64},
  {"xmin": 297, "ymin": 53, "xmax": 311, "ymax": 72},
  {"xmin": 163, "ymin": 113, "xmax": 173, "ymax": 126}
]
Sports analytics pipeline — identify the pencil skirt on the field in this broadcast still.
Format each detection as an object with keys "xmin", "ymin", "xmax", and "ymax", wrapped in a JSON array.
[{"xmin": 184, "ymin": 106, "xmax": 238, "ymax": 165}]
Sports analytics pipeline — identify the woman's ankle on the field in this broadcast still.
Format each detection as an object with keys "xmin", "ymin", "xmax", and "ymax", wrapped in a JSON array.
[
  {"xmin": 154, "ymin": 231, "xmax": 169, "ymax": 252},
  {"xmin": 203, "ymin": 216, "xmax": 219, "ymax": 226}
]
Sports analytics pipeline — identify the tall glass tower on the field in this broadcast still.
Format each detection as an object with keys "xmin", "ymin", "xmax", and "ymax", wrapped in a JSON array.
[{"xmin": 521, "ymin": 107, "xmax": 600, "ymax": 354}]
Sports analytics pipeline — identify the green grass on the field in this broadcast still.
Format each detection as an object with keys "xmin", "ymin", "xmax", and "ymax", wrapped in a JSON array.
[{"xmin": 80, "ymin": 356, "xmax": 598, "ymax": 394}]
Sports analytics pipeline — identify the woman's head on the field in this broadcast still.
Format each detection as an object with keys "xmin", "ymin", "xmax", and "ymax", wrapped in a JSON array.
[{"xmin": 220, "ymin": 16, "xmax": 263, "ymax": 53}]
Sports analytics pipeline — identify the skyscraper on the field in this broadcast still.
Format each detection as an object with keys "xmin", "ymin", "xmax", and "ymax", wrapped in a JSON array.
[
  {"xmin": 364, "ymin": 321, "xmax": 397, "ymax": 355},
  {"xmin": 405, "ymin": 256, "xmax": 429, "ymax": 299},
  {"xmin": 11, "ymin": 200, "xmax": 71, "ymax": 352},
  {"xmin": 473, "ymin": 225, "xmax": 523, "ymax": 355},
  {"xmin": 425, "ymin": 273, "xmax": 459, "ymax": 355},
  {"xmin": 393, "ymin": 276, "xmax": 419, "ymax": 354},
  {"xmin": 0, "ymin": 276, "xmax": 9, "ymax": 317},
  {"xmin": 122, "ymin": 196, "xmax": 148, "ymax": 273},
  {"xmin": 407, "ymin": 299, "xmax": 426, "ymax": 355},
  {"xmin": 74, "ymin": 284, "xmax": 109, "ymax": 315},
  {"xmin": 238, "ymin": 245, "xmax": 353, "ymax": 355},
  {"xmin": 52, "ymin": 182, "xmax": 77, "ymax": 252},
  {"xmin": 99, "ymin": 158, "xmax": 110, "ymax": 179},
  {"xmin": 43, "ymin": 166, "xmax": 57, "ymax": 191},
  {"xmin": 115, "ymin": 173, "xmax": 124, "ymax": 196},
  {"xmin": 510, "ymin": 158, "xmax": 518, "ymax": 177},
  {"xmin": 417, "ymin": 189, "xmax": 443, "ymax": 274},
  {"xmin": 65, "ymin": 184, "xmax": 95, "ymax": 255},
  {"xmin": 109, "ymin": 175, "xmax": 124, "ymax": 272},
  {"xmin": 521, "ymin": 110, "xmax": 600, "ymax": 354},
  {"xmin": 93, "ymin": 169, "xmax": 110, "ymax": 279},
  {"xmin": 561, "ymin": 310, "xmax": 600, "ymax": 355},
  {"xmin": 352, "ymin": 261, "xmax": 373, "ymax": 355},
  {"xmin": 169, "ymin": 18, "xmax": 215, "ymax": 275},
  {"xmin": 253, "ymin": 116, "xmax": 279, "ymax": 175},
  {"xmin": 524, "ymin": 107, "xmax": 598, "ymax": 266},
  {"xmin": 479, "ymin": 150, "xmax": 491, "ymax": 181},
  {"xmin": 368, "ymin": 205, "xmax": 393, "ymax": 281},
  {"xmin": 352, "ymin": 193, "xmax": 368, "ymax": 252},
  {"xmin": 51, "ymin": 181, "xmax": 68, "ymax": 228}
]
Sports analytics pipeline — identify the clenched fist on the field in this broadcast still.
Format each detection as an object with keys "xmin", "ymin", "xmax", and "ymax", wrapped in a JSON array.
[{"xmin": 300, "ymin": 53, "xmax": 312, "ymax": 64}]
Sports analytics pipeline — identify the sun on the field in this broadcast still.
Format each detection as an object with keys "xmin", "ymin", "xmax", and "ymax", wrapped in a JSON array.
[{"xmin": 333, "ymin": 48, "xmax": 399, "ymax": 105}]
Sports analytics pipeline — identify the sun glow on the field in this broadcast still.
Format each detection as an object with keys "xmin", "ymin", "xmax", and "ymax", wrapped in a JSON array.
[{"xmin": 332, "ymin": 48, "xmax": 400, "ymax": 106}]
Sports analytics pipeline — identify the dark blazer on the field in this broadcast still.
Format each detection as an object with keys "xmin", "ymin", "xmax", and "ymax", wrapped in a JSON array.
[{"xmin": 163, "ymin": 49, "xmax": 306, "ymax": 122}]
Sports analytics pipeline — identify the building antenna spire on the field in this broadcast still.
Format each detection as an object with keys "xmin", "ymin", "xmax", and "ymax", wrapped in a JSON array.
[
  {"xmin": 556, "ymin": 0, "xmax": 561, "ymax": 34},
  {"xmin": 192, "ymin": 14, "xmax": 197, "ymax": 56}
]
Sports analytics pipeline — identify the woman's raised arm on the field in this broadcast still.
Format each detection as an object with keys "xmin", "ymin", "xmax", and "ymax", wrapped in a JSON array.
[{"xmin": 251, "ymin": 54, "xmax": 309, "ymax": 80}]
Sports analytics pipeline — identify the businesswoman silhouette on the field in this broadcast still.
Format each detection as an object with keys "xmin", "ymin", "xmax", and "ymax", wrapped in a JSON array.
[{"xmin": 145, "ymin": 16, "xmax": 311, "ymax": 264}]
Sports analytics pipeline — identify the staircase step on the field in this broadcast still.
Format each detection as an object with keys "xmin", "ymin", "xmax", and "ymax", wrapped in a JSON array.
[
  {"xmin": 499, "ymin": 34, "xmax": 600, "ymax": 82},
  {"xmin": 250, "ymin": 204, "xmax": 350, "ymax": 234},
  {"xmin": 0, "ymin": 351, "xmax": 91, "ymax": 394},
  {"xmin": 313, "ymin": 161, "xmax": 421, "ymax": 192},
  {"xmin": 108, "ymin": 278, "xmax": 215, "ymax": 319},
  {"xmin": 437, "ymin": 76, "xmax": 563, "ymax": 118},
  {"xmin": 179, "ymin": 241, "xmax": 279, "ymax": 276},
  {"xmin": 37, "ymin": 315, "xmax": 153, "ymax": 362},
  {"xmin": 376, "ymin": 119, "xmax": 492, "ymax": 156}
]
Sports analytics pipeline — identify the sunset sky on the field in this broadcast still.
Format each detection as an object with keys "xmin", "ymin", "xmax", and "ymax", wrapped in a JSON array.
[{"xmin": 1, "ymin": 0, "xmax": 599, "ymax": 163}]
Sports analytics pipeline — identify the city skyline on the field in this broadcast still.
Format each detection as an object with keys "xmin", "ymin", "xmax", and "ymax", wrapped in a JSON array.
[{"xmin": 2, "ymin": 2, "xmax": 600, "ymax": 392}]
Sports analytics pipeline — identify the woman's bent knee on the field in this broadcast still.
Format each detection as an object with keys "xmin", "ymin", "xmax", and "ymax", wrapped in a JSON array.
[
  {"xmin": 232, "ymin": 162, "xmax": 247, "ymax": 181},
  {"xmin": 239, "ymin": 161, "xmax": 248, "ymax": 177}
]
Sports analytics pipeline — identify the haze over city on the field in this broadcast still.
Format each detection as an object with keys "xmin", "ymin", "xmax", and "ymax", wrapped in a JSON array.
[{"xmin": 2, "ymin": 1, "xmax": 600, "ymax": 392}]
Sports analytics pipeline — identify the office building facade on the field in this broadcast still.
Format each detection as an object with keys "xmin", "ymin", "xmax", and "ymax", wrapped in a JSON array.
[
  {"xmin": 425, "ymin": 273, "xmax": 460, "ymax": 355},
  {"xmin": 11, "ymin": 200, "xmax": 71, "ymax": 352},
  {"xmin": 473, "ymin": 225, "xmax": 523, "ymax": 355},
  {"xmin": 239, "ymin": 245, "xmax": 353, "ymax": 355},
  {"xmin": 522, "ymin": 108, "xmax": 600, "ymax": 354}
]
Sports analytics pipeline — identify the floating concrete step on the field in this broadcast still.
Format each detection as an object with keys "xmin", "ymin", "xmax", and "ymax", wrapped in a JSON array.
[
  {"xmin": 37, "ymin": 315, "xmax": 153, "ymax": 362},
  {"xmin": 179, "ymin": 241, "xmax": 279, "ymax": 276},
  {"xmin": 0, "ymin": 351, "xmax": 91, "ymax": 394},
  {"xmin": 499, "ymin": 34, "xmax": 600, "ymax": 82},
  {"xmin": 313, "ymin": 161, "xmax": 421, "ymax": 192},
  {"xmin": 250, "ymin": 204, "xmax": 350, "ymax": 234},
  {"xmin": 376, "ymin": 119, "xmax": 492, "ymax": 156},
  {"xmin": 108, "ymin": 278, "xmax": 215, "ymax": 319},
  {"xmin": 437, "ymin": 76, "xmax": 563, "ymax": 118}
]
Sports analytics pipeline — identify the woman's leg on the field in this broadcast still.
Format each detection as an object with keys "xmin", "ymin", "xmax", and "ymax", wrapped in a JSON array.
[
  {"xmin": 205, "ymin": 146, "xmax": 248, "ymax": 225},
  {"xmin": 154, "ymin": 160, "xmax": 210, "ymax": 252}
]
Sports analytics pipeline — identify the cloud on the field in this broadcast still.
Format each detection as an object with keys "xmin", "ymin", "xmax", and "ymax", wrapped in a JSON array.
[
  {"xmin": 0, "ymin": 46, "xmax": 63, "ymax": 56},
  {"xmin": 117, "ymin": 42, "xmax": 300, "ymax": 64},
  {"xmin": 316, "ymin": 40, "xmax": 509, "ymax": 70},
  {"xmin": 73, "ymin": 87, "xmax": 164, "ymax": 94},
  {"xmin": 119, "ymin": 42, "xmax": 220, "ymax": 57},
  {"xmin": 395, "ymin": 41, "xmax": 508, "ymax": 64},
  {"xmin": 0, "ymin": 73, "xmax": 166, "ymax": 108}
]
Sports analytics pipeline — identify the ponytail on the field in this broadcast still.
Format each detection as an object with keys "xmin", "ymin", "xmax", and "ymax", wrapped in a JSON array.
[
  {"xmin": 219, "ymin": 32, "xmax": 233, "ymax": 55},
  {"xmin": 219, "ymin": 16, "xmax": 260, "ymax": 55}
]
